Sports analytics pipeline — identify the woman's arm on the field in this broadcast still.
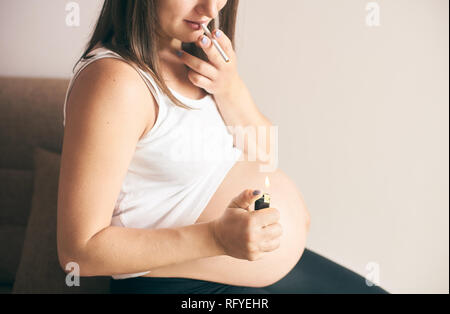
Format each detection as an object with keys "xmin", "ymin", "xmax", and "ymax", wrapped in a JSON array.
[
  {"xmin": 61, "ymin": 222, "xmax": 222, "ymax": 277},
  {"xmin": 213, "ymin": 78, "xmax": 275, "ymax": 161}
]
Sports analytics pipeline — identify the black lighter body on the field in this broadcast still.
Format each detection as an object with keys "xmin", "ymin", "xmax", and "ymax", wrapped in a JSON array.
[{"xmin": 254, "ymin": 193, "xmax": 271, "ymax": 210}]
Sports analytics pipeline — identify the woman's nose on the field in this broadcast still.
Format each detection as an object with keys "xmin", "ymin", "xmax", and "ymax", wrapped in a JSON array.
[{"xmin": 196, "ymin": 0, "xmax": 219, "ymax": 19}]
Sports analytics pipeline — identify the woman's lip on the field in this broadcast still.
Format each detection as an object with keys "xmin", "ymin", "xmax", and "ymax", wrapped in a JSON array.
[
  {"xmin": 185, "ymin": 20, "xmax": 208, "ymax": 25},
  {"xmin": 185, "ymin": 20, "xmax": 202, "ymax": 30}
]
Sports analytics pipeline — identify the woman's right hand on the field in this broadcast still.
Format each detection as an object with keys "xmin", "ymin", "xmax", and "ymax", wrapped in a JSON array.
[{"xmin": 211, "ymin": 189, "xmax": 283, "ymax": 261}]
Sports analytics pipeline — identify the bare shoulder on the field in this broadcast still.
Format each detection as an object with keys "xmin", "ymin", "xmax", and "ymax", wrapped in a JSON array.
[{"xmin": 66, "ymin": 57, "xmax": 157, "ymax": 141}]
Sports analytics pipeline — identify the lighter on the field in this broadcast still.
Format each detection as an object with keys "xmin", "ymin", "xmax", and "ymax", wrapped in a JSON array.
[{"xmin": 255, "ymin": 193, "xmax": 271, "ymax": 210}]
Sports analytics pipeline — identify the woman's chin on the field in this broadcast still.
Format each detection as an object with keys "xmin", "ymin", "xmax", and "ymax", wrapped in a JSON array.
[
  {"xmin": 179, "ymin": 28, "xmax": 204, "ymax": 41},
  {"xmin": 183, "ymin": 34, "xmax": 202, "ymax": 43}
]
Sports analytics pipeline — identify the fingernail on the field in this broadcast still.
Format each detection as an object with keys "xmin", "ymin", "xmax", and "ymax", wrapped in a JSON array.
[
  {"xmin": 253, "ymin": 190, "xmax": 261, "ymax": 196},
  {"xmin": 201, "ymin": 36, "xmax": 209, "ymax": 45},
  {"xmin": 176, "ymin": 50, "xmax": 183, "ymax": 57},
  {"xmin": 215, "ymin": 30, "xmax": 222, "ymax": 38}
]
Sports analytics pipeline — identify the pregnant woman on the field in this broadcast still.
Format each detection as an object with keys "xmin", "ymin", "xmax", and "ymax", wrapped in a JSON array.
[{"xmin": 57, "ymin": 0, "xmax": 388, "ymax": 294}]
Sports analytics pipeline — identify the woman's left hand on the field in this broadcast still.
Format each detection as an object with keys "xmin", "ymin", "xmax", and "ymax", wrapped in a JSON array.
[
  {"xmin": 176, "ymin": 28, "xmax": 274, "ymax": 159},
  {"xmin": 176, "ymin": 29, "xmax": 243, "ymax": 100}
]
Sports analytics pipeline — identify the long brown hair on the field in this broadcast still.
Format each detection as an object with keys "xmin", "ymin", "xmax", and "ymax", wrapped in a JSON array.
[{"xmin": 75, "ymin": 0, "xmax": 240, "ymax": 110}]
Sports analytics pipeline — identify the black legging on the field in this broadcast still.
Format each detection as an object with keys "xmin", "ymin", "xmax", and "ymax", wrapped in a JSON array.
[{"xmin": 110, "ymin": 248, "xmax": 389, "ymax": 294}]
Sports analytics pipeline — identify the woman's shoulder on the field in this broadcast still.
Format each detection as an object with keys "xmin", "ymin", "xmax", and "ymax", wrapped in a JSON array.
[{"xmin": 68, "ymin": 54, "xmax": 158, "ymax": 141}]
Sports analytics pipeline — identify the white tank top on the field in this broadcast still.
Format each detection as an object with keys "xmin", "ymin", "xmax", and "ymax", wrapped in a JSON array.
[{"xmin": 62, "ymin": 46, "xmax": 243, "ymax": 279}]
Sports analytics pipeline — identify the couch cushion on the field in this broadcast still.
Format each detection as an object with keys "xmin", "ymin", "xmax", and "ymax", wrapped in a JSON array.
[
  {"xmin": 0, "ymin": 169, "xmax": 33, "ymax": 285},
  {"xmin": 12, "ymin": 147, "xmax": 111, "ymax": 293},
  {"xmin": 0, "ymin": 169, "xmax": 34, "ymax": 226},
  {"xmin": 0, "ymin": 226, "xmax": 26, "ymax": 284}
]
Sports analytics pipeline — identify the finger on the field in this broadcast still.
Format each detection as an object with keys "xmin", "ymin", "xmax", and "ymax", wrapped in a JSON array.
[
  {"xmin": 228, "ymin": 189, "xmax": 262, "ymax": 210},
  {"xmin": 211, "ymin": 29, "xmax": 234, "ymax": 59},
  {"xmin": 259, "ymin": 239, "xmax": 281, "ymax": 252},
  {"xmin": 197, "ymin": 34, "xmax": 226, "ymax": 68},
  {"xmin": 178, "ymin": 50, "xmax": 218, "ymax": 80},
  {"xmin": 187, "ymin": 70, "xmax": 213, "ymax": 91},
  {"xmin": 261, "ymin": 223, "xmax": 283, "ymax": 241},
  {"xmin": 254, "ymin": 207, "xmax": 281, "ymax": 227}
]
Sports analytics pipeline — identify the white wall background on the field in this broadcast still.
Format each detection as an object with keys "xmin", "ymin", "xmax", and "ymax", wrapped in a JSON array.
[{"xmin": 0, "ymin": 0, "xmax": 448, "ymax": 293}]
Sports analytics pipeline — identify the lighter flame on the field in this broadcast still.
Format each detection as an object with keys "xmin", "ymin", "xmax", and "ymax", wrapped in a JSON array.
[{"xmin": 265, "ymin": 176, "xmax": 270, "ymax": 188}]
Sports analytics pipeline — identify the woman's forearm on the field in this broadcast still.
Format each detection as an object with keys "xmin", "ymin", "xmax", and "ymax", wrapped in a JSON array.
[
  {"xmin": 59, "ymin": 222, "xmax": 224, "ymax": 277},
  {"xmin": 214, "ymin": 78, "xmax": 274, "ymax": 160}
]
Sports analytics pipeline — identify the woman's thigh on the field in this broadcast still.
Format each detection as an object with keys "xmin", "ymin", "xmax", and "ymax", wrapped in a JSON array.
[
  {"xmin": 263, "ymin": 248, "xmax": 390, "ymax": 294},
  {"xmin": 110, "ymin": 276, "xmax": 271, "ymax": 294}
]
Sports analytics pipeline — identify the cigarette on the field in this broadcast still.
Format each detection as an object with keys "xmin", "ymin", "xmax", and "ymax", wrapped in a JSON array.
[
  {"xmin": 201, "ymin": 24, "xmax": 230, "ymax": 63},
  {"xmin": 255, "ymin": 193, "xmax": 271, "ymax": 210}
]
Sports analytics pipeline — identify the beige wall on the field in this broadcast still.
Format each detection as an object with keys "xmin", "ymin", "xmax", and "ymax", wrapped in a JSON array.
[{"xmin": 1, "ymin": 0, "xmax": 448, "ymax": 293}]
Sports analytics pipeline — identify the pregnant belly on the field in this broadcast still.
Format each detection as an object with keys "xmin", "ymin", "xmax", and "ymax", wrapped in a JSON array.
[{"xmin": 143, "ymin": 157, "xmax": 311, "ymax": 287}]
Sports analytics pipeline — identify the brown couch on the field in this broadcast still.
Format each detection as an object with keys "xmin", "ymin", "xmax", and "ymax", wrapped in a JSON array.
[{"xmin": 0, "ymin": 76, "xmax": 111, "ymax": 293}]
